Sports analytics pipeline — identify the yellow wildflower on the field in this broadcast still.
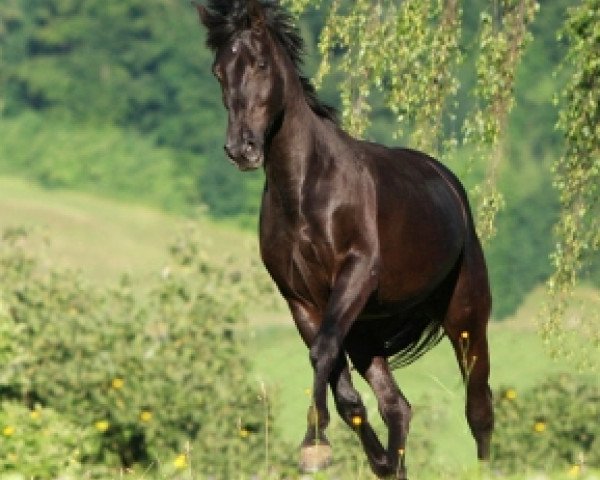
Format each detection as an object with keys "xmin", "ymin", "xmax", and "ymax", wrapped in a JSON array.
[
  {"xmin": 504, "ymin": 388, "xmax": 517, "ymax": 400},
  {"xmin": 3, "ymin": 426, "xmax": 15, "ymax": 437},
  {"xmin": 239, "ymin": 428, "xmax": 250, "ymax": 438},
  {"xmin": 351, "ymin": 415, "xmax": 363, "ymax": 427},
  {"xmin": 568, "ymin": 464, "xmax": 581, "ymax": 477},
  {"xmin": 111, "ymin": 378, "xmax": 124, "ymax": 390},
  {"xmin": 140, "ymin": 411, "xmax": 153, "ymax": 422},
  {"xmin": 533, "ymin": 421, "xmax": 546, "ymax": 433},
  {"xmin": 95, "ymin": 420, "xmax": 110, "ymax": 432},
  {"xmin": 173, "ymin": 453, "xmax": 188, "ymax": 469}
]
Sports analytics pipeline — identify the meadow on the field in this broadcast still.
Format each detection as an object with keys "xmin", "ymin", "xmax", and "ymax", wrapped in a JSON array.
[{"xmin": 1, "ymin": 176, "xmax": 598, "ymax": 479}]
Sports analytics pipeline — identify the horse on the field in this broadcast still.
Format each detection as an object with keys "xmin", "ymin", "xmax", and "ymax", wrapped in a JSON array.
[{"xmin": 194, "ymin": 1, "xmax": 493, "ymax": 478}]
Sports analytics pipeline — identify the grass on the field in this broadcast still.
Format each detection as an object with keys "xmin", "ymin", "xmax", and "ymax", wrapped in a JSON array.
[
  {"xmin": 0, "ymin": 175, "xmax": 286, "ymax": 319},
  {"xmin": 251, "ymin": 307, "xmax": 600, "ymax": 475},
  {"xmin": 2, "ymin": 176, "xmax": 599, "ymax": 479},
  {"xmin": 0, "ymin": 176, "xmax": 255, "ymax": 279}
]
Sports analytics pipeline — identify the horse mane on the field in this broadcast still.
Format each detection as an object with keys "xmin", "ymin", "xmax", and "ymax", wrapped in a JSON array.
[{"xmin": 200, "ymin": 0, "xmax": 337, "ymax": 122}]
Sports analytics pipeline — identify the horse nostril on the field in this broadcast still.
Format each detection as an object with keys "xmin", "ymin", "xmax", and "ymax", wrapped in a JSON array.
[{"xmin": 224, "ymin": 143, "xmax": 234, "ymax": 158}]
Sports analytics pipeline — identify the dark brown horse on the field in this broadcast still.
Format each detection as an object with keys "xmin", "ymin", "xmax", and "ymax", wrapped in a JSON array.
[{"xmin": 195, "ymin": 1, "xmax": 493, "ymax": 478}]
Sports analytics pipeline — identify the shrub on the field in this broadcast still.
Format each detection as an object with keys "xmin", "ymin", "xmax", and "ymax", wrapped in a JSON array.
[
  {"xmin": 492, "ymin": 374, "xmax": 600, "ymax": 474},
  {"xmin": 0, "ymin": 226, "xmax": 277, "ymax": 478},
  {"xmin": 0, "ymin": 401, "xmax": 111, "ymax": 479}
]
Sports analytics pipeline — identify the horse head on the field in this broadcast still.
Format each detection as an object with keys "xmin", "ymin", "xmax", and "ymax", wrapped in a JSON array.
[{"xmin": 195, "ymin": 0, "xmax": 286, "ymax": 171}]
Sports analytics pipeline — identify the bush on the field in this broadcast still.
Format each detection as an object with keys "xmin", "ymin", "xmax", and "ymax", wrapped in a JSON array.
[
  {"xmin": 0, "ymin": 227, "xmax": 277, "ymax": 478},
  {"xmin": 0, "ymin": 401, "xmax": 114, "ymax": 479},
  {"xmin": 492, "ymin": 374, "xmax": 600, "ymax": 475}
]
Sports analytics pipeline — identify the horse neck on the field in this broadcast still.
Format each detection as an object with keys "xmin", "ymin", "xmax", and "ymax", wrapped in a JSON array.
[{"xmin": 264, "ymin": 85, "xmax": 326, "ymax": 221}]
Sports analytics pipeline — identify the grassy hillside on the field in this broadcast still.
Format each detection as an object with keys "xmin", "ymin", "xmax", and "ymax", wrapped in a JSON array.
[
  {"xmin": 2, "ymin": 177, "xmax": 598, "ymax": 478},
  {"xmin": 0, "ymin": 175, "xmax": 286, "ymax": 319}
]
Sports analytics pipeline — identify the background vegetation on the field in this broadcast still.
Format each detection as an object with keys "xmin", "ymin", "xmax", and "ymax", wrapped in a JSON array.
[
  {"xmin": 0, "ymin": 0, "xmax": 598, "ymax": 478},
  {"xmin": 1, "ymin": 0, "xmax": 597, "ymax": 318}
]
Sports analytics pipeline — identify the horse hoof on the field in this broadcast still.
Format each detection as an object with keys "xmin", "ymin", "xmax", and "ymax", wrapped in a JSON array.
[{"xmin": 299, "ymin": 444, "xmax": 333, "ymax": 473}]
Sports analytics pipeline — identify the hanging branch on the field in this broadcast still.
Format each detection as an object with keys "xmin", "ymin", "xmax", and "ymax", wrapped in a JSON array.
[
  {"xmin": 410, "ymin": 0, "xmax": 462, "ymax": 155},
  {"xmin": 463, "ymin": 0, "xmax": 538, "ymax": 243},
  {"xmin": 310, "ymin": 0, "xmax": 462, "ymax": 148},
  {"xmin": 332, "ymin": 0, "xmax": 379, "ymax": 136},
  {"xmin": 314, "ymin": 0, "xmax": 394, "ymax": 137},
  {"xmin": 542, "ymin": 0, "xmax": 600, "ymax": 367},
  {"xmin": 384, "ymin": 0, "xmax": 462, "ymax": 153},
  {"xmin": 385, "ymin": 0, "xmax": 440, "ymax": 141}
]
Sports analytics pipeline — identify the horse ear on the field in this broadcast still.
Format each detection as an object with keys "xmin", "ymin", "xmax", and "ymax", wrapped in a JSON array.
[
  {"xmin": 248, "ymin": 0, "xmax": 266, "ymax": 33},
  {"xmin": 192, "ymin": 1, "xmax": 211, "ymax": 27}
]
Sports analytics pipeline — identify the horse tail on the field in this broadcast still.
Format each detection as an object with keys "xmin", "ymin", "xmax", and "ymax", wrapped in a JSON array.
[{"xmin": 386, "ymin": 316, "xmax": 445, "ymax": 369}]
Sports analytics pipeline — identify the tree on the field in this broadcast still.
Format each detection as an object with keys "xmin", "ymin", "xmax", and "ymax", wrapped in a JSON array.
[{"xmin": 542, "ymin": 0, "xmax": 600, "ymax": 367}]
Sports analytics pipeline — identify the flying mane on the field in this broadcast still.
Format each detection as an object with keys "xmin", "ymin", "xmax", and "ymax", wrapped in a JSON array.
[{"xmin": 199, "ymin": 0, "xmax": 337, "ymax": 122}]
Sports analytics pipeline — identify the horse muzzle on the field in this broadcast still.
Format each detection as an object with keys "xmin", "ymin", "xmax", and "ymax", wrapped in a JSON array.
[{"xmin": 224, "ymin": 140, "xmax": 264, "ymax": 171}]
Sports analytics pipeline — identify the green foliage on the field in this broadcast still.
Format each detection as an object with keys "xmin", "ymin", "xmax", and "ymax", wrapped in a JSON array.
[
  {"xmin": 312, "ymin": 0, "xmax": 462, "ymax": 149},
  {"xmin": 0, "ymin": 226, "xmax": 277, "ymax": 478},
  {"xmin": 492, "ymin": 374, "xmax": 600, "ymax": 474},
  {"xmin": 482, "ymin": 161, "xmax": 559, "ymax": 319},
  {"xmin": 543, "ymin": 0, "xmax": 600, "ymax": 364},
  {"xmin": 0, "ymin": 0, "xmax": 594, "ymax": 322},
  {"xmin": 0, "ymin": 402, "xmax": 111, "ymax": 479},
  {"xmin": 0, "ymin": 112, "xmax": 200, "ymax": 212},
  {"xmin": 463, "ymin": 0, "xmax": 539, "ymax": 242}
]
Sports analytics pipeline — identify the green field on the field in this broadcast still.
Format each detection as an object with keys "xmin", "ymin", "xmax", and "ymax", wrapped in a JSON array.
[
  {"xmin": 251, "ymin": 291, "xmax": 600, "ymax": 472},
  {"xmin": 0, "ymin": 176, "xmax": 255, "ymax": 283},
  {"xmin": 1, "ymin": 176, "xmax": 598, "ymax": 479}
]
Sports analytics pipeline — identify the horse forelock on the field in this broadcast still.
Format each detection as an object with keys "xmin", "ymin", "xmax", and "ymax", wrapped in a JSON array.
[{"xmin": 201, "ymin": 0, "xmax": 337, "ymax": 123}]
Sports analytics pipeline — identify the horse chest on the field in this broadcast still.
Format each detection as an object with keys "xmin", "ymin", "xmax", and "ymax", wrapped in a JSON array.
[{"xmin": 261, "ymin": 224, "xmax": 335, "ymax": 310}]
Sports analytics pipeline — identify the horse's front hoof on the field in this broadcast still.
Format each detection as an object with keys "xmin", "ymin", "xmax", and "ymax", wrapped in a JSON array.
[{"xmin": 299, "ymin": 444, "xmax": 333, "ymax": 473}]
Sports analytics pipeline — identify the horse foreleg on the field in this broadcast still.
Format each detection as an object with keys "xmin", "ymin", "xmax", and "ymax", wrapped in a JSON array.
[
  {"xmin": 348, "ymin": 351, "xmax": 410, "ymax": 480},
  {"xmin": 305, "ymin": 253, "xmax": 379, "ymax": 471},
  {"xmin": 288, "ymin": 300, "xmax": 374, "ymax": 473},
  {"xmin": 285, "ymin": 300, "xmax": 334, "ymax": 471}
]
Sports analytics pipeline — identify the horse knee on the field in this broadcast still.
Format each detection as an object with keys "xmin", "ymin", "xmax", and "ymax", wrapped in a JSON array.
[{"xmin": 309, "ymin": 333, "xmax": 341, "ymax": 370}]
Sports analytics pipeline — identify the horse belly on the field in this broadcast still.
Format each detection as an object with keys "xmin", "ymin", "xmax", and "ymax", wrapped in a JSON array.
[{"xmin": 377, "ymin": 207, "xmax": 464, "ymax": 305}]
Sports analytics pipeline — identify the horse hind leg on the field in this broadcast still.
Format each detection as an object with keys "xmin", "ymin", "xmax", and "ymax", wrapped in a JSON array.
[
  {"xmin": 448, "ymin": 325, "xmax": 493, "ymax": 460},
  {"xmin": 443, "ymin": 250, "xmax": 494, "ymax": 461}
]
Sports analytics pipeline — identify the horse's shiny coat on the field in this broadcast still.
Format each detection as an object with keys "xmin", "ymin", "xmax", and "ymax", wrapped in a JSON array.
[{"xmin": 195, "ymin": 1, "xmax": 493, "ymax": 478}]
